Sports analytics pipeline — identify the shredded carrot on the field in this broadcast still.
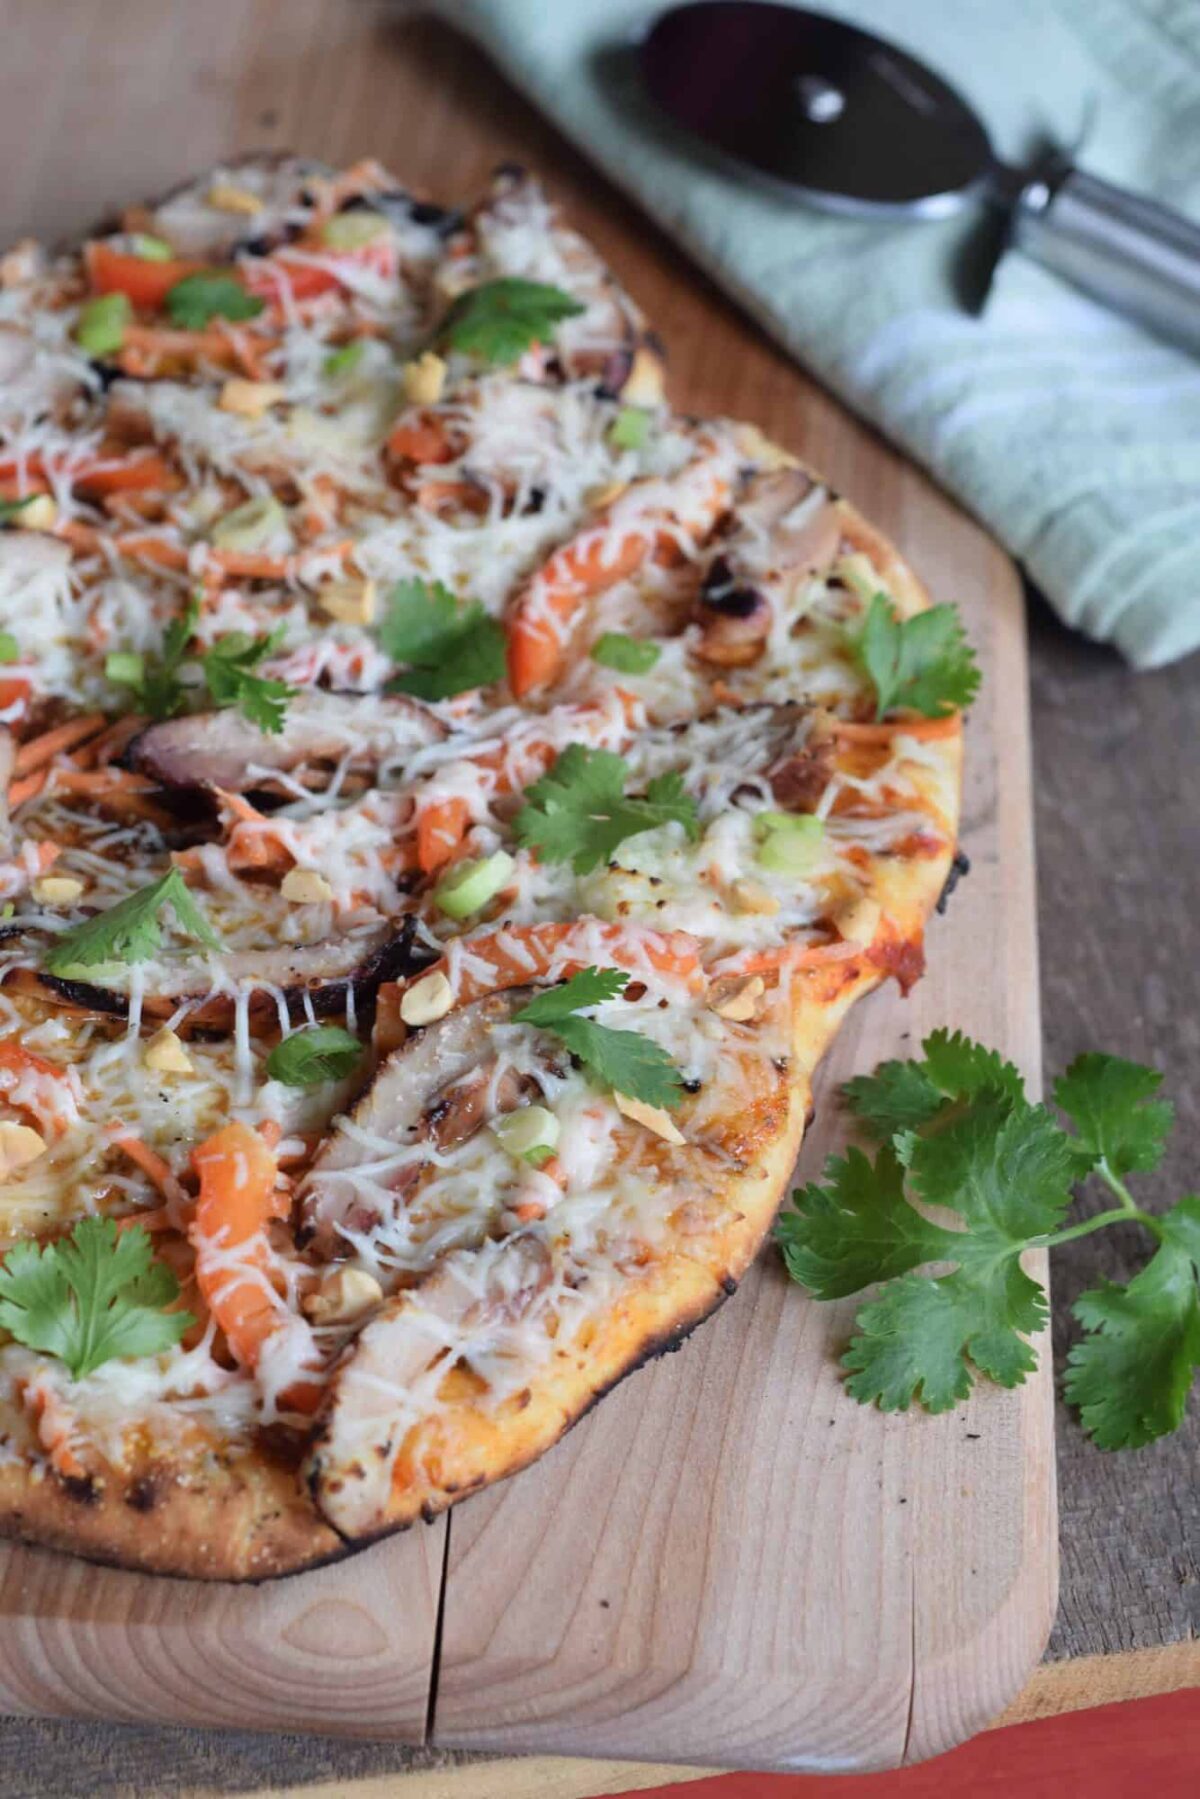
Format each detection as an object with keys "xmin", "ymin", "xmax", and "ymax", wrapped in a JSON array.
[
  {"xmin": 13, "ymin": 714, "xmax": 107, "ymax": 777},
  {"xmin": 7, "ymin": 771, "xmax": 48, "ymax": 809},
  {"xmin": 831, "ymin": 713, "xmax": 962, "ymax": 744},
  {"xmin": 111, "ymin": 1133, "xmax": 183, "ymax": 1200}
]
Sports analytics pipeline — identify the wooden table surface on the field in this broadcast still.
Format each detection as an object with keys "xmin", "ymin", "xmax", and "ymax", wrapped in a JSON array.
[{"xmin": 0, "ymin": 2, "xmax": 1197, "ymax": 1791}]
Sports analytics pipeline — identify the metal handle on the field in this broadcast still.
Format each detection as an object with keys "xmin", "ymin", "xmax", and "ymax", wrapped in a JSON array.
[{"xmin": 1011, "ymin": 158, "xmax": 1200, "ymax": 355}]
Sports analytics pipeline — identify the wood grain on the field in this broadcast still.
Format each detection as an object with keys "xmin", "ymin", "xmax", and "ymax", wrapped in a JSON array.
[{"xmin": 2, "ymin": 0, "xmax": 1191, "ymax": 1791}]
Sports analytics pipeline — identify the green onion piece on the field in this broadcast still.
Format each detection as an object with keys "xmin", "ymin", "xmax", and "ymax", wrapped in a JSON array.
[
  {"xmin": 753, "ymin": 811, "xmax": 825, "ymax": 875},
  {"xmin": 211, "ymin": 495, "xmax": 286, "ymax": 553},
  {"xmin": 324, "ymin": 340, "xmax": 366, "ymax": 378},
  {"xmin": 492, "ymin": 1104, "xmax": 560, "ymax": 1167},
  {"xmin": 74, "ymin": 293, "xmax": 131, "ymax": 358},
  {"xmin": 130, "ymin": 234, "xmax": 174, "ymax": 262},
  {"xmin": 0, "ymin": 633, "xmax": 19, "ymax": 664},
  {"xmin": 321, "ymin": 211, "xmax": 388, "ymax": 251},
  {"xmin": 591, "ymin": 632, "xmax": 661, "ymax": 675},
  {"xmin": 609, "ymin": 406, "xmax": 651, "ymax": 451},
  {"xmin": 105, "ymin": 651, "xmax": 145, "ymax": 687},
  {"xmin": 433, "ymin": 850, "xmax": 515, "ymax": 920}
]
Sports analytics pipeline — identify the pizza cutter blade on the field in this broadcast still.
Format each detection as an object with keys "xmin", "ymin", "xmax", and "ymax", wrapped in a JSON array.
[{"xmin": 641, "ymin": 1, "xmax": 1200, "ymax": 354}]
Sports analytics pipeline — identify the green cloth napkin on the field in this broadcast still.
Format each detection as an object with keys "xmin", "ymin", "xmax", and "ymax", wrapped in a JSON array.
[{"xmin": 433, "ymin": 0, "xmax": 1200, "ymax": 667}]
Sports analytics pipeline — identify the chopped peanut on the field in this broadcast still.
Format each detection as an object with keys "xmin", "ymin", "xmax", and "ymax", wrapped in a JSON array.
[
  {"xmin": 402, "ymin": 351, "xmax": 447, "ymax": 406},
  {"xmin": 586, "ymin": 479, "xmax": 628, "ymax": 510},
  {"xmin": 318, "ymin": 577, "xmax": 377, "ymax": 626},
  {"xmin": 207, "ymin": 181, "xmax": 264, "ymax": 216},
  {"xmin": 17, "ymin": 494, "xmax": 57, "ymax": 532},
  {"xmin": 620, "ymin": 346, "xmax": 665, "ymax": 408},
  {"xmin": 729, "ymin": 879, "xmax": 781, "ymax": 917},
  {"xmin": 399, "ymin": 969, "xmax": 454, "ymax": 1027},
  {"xmin": 303, "ymin": 1266, "xmax": 384, "ymax": 1325},
  {"xmin": 143, "ymin": 1028, "xmax": 194, "ymax": 1077},
  {"xmin": 0, "ymin": 1122, "xmax": 46, "ymax": 1177},
  {"xmin": 219, "ymin": 379, "xmax": 286, "ymax": 419},
  {"xmin": 708, "ymin": 973, "xmax": 765, "ymax": 1022},
  {"xmin": 835, "ymin": 895, "xmax": 882, "ymax": 947},
  {"xmin": 281, "ymin": 869, "xmax": 334, "ymax": 905},
  {"xmin": 31, "ymin": 875, "xmax": 84, "ymax": 907},
  {"xmin": 615, "ymin": 1092, "xmax": 686, "ymax": 1146}
]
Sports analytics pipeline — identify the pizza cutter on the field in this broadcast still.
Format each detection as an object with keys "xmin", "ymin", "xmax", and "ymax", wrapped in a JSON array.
[{"xmin": 640, "ymin": 1, "xmax": 1200, "ymax": 354}]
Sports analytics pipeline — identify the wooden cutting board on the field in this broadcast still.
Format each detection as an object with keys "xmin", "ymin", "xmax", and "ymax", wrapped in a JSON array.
[{"xmin": 0, "ymin": 3, "xmax": 1055, "ymax": 1775}]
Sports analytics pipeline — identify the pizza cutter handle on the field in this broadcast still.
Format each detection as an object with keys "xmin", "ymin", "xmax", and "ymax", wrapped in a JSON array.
[{"xmin": 1011, "ymin": 158, "xmax": 1200, "ymax": 355}]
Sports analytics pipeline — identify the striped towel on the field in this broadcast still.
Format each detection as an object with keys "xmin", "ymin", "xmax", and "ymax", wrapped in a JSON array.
[{"xmin": 434, "ymin": 0, "xmax": 1200, "ymax": 667}]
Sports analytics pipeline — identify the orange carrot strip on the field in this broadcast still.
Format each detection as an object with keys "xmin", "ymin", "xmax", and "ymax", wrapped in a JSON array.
[
  {"xmin": 415, "ymin": 797, "xmax": 472, "ymax": 876},
  {"xmin": 111, "ymin": 1134, "xmax": 182, "ymax": 1200},
  {"xmin": 8, "ymin": 770, "xmax": 48, "ymax": 810},
  {"xmin": 832, "ymin": 714, "xmax": 963, "ymax": 744},
  {"xmin": 390, "ymin": 922, "xmax": 702, "ymax": 1017},
  {"xmin": 13, "ymin": 714, "xmax": 107, "ymax": 777}
]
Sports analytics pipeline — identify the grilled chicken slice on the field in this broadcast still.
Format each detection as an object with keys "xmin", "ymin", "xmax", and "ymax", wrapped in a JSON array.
[
  {"xmin": 34, "ymin": 916, "xmax": 421, "ymax": 1029},
  {"xmin": 695, "ymin": 467, "xmax": 841, "ymax": 667},
  {"xmin": 127, "ymin": 690, "xmax": 445, "ymax": 795},
  {"xmin": 307, "ymin": 1232, "xmax": 554, "ymax": 1539},
  {"xmin": 297, "ymin": 989, "xmax": 546, "ymax": 1260}
]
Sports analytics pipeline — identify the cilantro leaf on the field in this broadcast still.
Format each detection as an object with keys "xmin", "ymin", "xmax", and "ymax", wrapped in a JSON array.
[
  {"xmin": 381, "ymin": 577, "xmax": 505, "ymax": 701},
  {"xmin": 853, "ymin": 593, "xmax": 980, "ymax": 720},
  {"xmin": 202, "ymin": 627, "xmax": 294, "ymax": 733},
  {"xmin": 437, "ymin": 279, "xmax": 584, "ymax": 367},
  {"xmin": 267, "ymin": 1026, "xmax": 364, "ymax": 1088},
  {"xmin": 45, "ymin": 867, "xmax": 219, "ymax": 976},
  {"xmin": 165, "ymin": 273, "xmax": 264, "ymax": 330},
  {"xmin": 591, "ymin": 632, "xmax": 661, "ymax": 674},
  {"xmin": 515, "ymin": 966, "xmax": 684, "ymax": 1110},
  {"xmin": 844, "ymin": 1027, "xmax": 1024, "ymax": 1140},
  {"xmin": 844, "ymin": 1260, "xmax": 1046, "ymax": 1413},
  {"xmin": 902, "ymin": 1094, "xmax": 1077, "ymax": 1243},
  {"xmin": 778, "ymin": 1144, "xmax": 955, "ymax": 1298},
  {"xmin": 0, "ymin": 1217, "xmax": 191, "ymax": 1380},
  {"xmin": 106, "ymin": 595, "xmax": 199, "ymax": 720},
  {"xmin": 1054, "ymin": 1052, "xmax": 1173, "ymax": 1177},
  {"xmin": 514, "ymin": 745, "xmax": 699, "ymax": 875},
  {"xmin": 1065, "ymin": 1239, "xmax": 1200, "ymax": 1449},
  {"xmin": 514, "ymin": 966, "xmax": 629, "ymax": 1023}
]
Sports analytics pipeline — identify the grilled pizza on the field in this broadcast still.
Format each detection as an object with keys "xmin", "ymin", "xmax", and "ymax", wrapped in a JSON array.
[{"xmin": 0, "ymin": 157, "xmax": 971, "ymax": 1577}]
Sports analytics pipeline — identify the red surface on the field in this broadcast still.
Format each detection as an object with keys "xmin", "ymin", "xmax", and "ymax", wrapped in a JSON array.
[{"xmin": 601, "ymin": 1686, "xmax": 1200, "ymax": 1798}]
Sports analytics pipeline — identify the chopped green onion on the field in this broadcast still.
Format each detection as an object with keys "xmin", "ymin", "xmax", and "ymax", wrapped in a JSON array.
[
  {"xmin": 0, "ymin": 633, "xmax": 19, "ymax": 664},
  {"xmin": 74, "ymin": 293, "xmax": 131, "ymax": 358},
  {"xmin": 591, "ymin": 632, "xmax": 661, "ymax": 675},
  {"xmin": 609, "ymin": 406, "xmax": 651, "ymax": 451},
  {"xmin": 105, "ymin": 651, "xmax": 145, "ymax": 688},
  {"xmin": 433, "ymin": 850, "xmax": 515, "ymax": 920},
  {"xmin": 753, "ymin": 811, "xmax": 825, "ymax": 876},
  {"xmin": 492, "ymin": 1105, "xmax": 560, "ymax": 1167},
  {"xmin": 211, "ymin": 494, "xmax": 286, "ymax": 553},
  {"xmin": 321, "ymin": 211, "xmax": 388, "ymax": 251},
  {"xmin": 130, "ymin": 234, "xmax": 173, "ymax": 262},
  {"xmin": 324, "ymin": 339, "xmax": 366, "ymax": 379}
]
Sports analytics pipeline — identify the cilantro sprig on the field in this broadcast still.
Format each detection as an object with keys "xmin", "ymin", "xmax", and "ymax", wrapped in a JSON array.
[
  {"xmin": 514, "ymin": 746, "xmax": 698, "ymax": 875},
  {"xmin": 45, "ymin": 867, "xmax": 219, "ymax": 977},
  {"xmin": 165, "ymin": 273, "xmax": 265, "ymax": 331},
  {"xmin": 381, "ymin": 577, "xmax": 505, "ymax": 701},
  {"xmin": 105, "ymin": 599, "xmax": 294, "ymax": 732},
  {"xmin": 853, "ymin": 594, "xmax": 980, "ymax": 721},
  {"xmin": 515, "ymin": 967, "xmax": 685, "ymax": 1111},
  {"xmin": 436, "ymin": 278, "xmax": 584, "ymax": 367},
  {"xmin": 0, "ymin": 1217, "xmax": 192, "ymax": 1381},
  {"xmin": 778, "ymin": 1030, "xmax": 1198, "ymax": 1448},
  {"xmin": 200, "ymin": 625, "xmax": 294, "ymax": 733}
]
